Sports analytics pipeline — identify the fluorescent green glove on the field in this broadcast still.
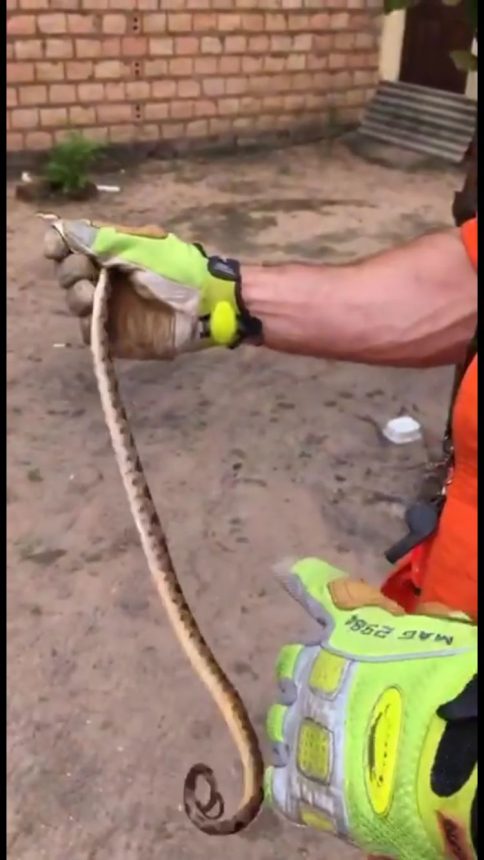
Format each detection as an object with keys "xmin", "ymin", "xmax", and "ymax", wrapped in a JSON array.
[
  {"xmin": 265, "ymin": 558, "xmax": 477, "ymax": 860},
  {"xmin": 43, "ymin": 216, "xmax": 261, "ymax": 357}
]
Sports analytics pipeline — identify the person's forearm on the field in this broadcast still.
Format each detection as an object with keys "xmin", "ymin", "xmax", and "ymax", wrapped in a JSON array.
[{"xmin": 241, "ymin": 229, "xmax": 476, "ymax": 367}]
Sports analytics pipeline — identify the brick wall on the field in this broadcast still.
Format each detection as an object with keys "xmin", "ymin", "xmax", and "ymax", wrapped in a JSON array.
[{"xmin": 7, "ymin": 0, "xmax": 382, "ymax": 157}]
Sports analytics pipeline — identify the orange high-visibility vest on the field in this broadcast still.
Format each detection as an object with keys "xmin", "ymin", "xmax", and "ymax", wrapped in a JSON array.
[{"xmin": 382, "ymin": 218, "xmax": 477, "ymax": 619}]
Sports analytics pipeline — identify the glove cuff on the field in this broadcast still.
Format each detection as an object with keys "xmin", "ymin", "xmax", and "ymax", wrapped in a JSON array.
[{"xmin": 197, "ymin": 246, "xmax": 263, "ymax": 346}]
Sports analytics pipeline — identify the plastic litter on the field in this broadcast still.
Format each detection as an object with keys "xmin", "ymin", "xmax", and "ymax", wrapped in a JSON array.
[{"xmin": 382, "ymin": 415, "xmax": 422, "ymax": 445}]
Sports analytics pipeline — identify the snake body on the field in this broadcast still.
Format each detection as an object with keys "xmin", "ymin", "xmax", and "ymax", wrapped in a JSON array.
[{"xmin": 90, "ymin": 269, "xmax": 264, "ymax": 835}]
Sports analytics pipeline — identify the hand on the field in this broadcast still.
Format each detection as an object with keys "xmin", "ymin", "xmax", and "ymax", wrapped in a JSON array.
[
  {"xmin": 265, "ymin": 558, "xmax": 477, "ymax": 860},
  {"xmin": 43, "ymin": 216, "xmax": 261, "ymax": 359}
]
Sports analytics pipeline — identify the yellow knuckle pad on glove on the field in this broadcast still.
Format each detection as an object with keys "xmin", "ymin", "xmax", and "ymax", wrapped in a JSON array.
[
  {"xmin": 266, "ymin": 703, "xmax": 288, "ymax": 745},
  {"xmin": 275, "ymin": 644, "xmax": 304, "ymax": 682},
  {"xmin": 297, "ymin": 720, "xmax": 332, "ymax": 782}
]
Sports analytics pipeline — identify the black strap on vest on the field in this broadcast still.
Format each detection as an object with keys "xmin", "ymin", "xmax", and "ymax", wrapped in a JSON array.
[{"xmin": 385, "ymin": 327, "xmax": 477, "ymax": 565}]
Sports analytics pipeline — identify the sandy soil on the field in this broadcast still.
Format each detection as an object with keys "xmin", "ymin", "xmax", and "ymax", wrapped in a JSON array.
[{"xmin": 8, "ymin": 141, "xmax": 460, "ymax": 860}]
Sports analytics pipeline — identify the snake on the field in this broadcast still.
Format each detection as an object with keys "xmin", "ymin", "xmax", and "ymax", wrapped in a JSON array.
[{"xmin": 90, "ymin": 267, "xmax": 265, "ymax": 835}]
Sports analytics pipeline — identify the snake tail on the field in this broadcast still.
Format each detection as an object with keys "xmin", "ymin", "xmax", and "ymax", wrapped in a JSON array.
[{"xmin": 90, "ymin": 269, "xmax": 264, "ymax": 835}]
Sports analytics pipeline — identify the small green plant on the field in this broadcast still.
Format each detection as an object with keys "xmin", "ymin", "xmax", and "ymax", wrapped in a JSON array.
[{"xmin": 43, "ymin": 132, "xmax": 103, "ymax": 195}]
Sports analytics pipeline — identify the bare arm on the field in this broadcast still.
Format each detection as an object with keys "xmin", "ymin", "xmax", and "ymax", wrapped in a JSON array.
[{"xmin": 241, "ymin": 229, "xmax": 476, "ymax": 368}]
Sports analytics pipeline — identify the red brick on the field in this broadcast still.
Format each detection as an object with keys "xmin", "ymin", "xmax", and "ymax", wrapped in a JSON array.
[
  {"xmin": 96, "ymin": 102, "xmax": 132, "ymax": 122},
  {"xmin": 217, "ymin": 98, "xmax": 240, "ymax": 116},
  {"xmin": 36, "ymin": 61, "xmax": 65, "ymax": 81},
  {"xmin": 105, "ymin": 81, "xmax": 126, "ymax": 100},
  {"xmin": 241, "ymin": 55, "xmax": 263, "ymax": 74},
  {"xmin": 159, "ymin": 122, "xmax": 184, "ymax": 140},
  {"xmin": 168, "ymin": 57, "xmax": 193, "ymax": 75},
  {"xmin": 241, "ymin": 13, "xmax": 264, "ymax": 30},
  {"xmin": 248, "ymin": 35, "xmax": 270, "ymax": 53},
  {"xmin": 99, "ymin": 37, "xmax": 121, "ymax": 57},
  {"xmin": 11, "ymin": 107, "xmax": 39, "ymax": 128},
  {"xmin": 264, "ymin": 56, "xmax": 286, "ymax": 73},
  {"xmin": 67, "ymin": 14, "xmax": 96, "ymax": 33},
  {"xmin": 75, "ymin": 39, "xmax": 102, "ymax": 58},
  {"xmin": 41, "ymin": 106, "xmax": 68, "ymax": 126},
  {"xmin": 78, "ymin": 82, "xmax": 104, "ymax": 101},
  {"xmin": 202, "ymin": 77, "xmax": 224, "ymax": 97},
  {"xmin": 175, "ymin": 36, "xmax": 198, "ymax": 55},
  {"xmin": 149, "ymin": 37, "xmax": 173, "ymax": 56},
  {"xmin": 265, "ymin": 13, "xmax": 286, "ymax": 31},
  {"xmin": 193, "ymin": 56, "xmax": 217, "ymax": 75},
  {"xmin": 293, "ymin": 33, "xmax": 312, "ymax": 51},
  {"xmin": 37, "ymin": 13, "xmax": 66, "ymax": 34},
  {"xmin": 209, "ymin": 117, "xmax": 231, "ymax": 135},
  {"xmin": 355, "ymin": 33, "xmax": 375, "ymax": 49},
  {"xmin": 25, "ymin": 130, "xmax": 52, "ymax": 149},
  {"xmin": 329, "ymin": 70, "xmax": 352, "ymax": 88},
  {"xmin": 288, "ymin": 53, "xmax": 308, "ymax": 70},
  {"xmin": 19, "ymin": 84, "xmax": 47, "ymax": 105},
  {"xmin": 334, "ymin": 32, "xmax": 356, "ymax": 50},
  {"xmin": 69, "ymin": 105, "xmax": 96, "ymax": 125},
  {"xmin": 102, "ymin": 13, "xmax": 126, "ymax": 34},
  {"xmin": 328, "ymin": 52, "xmax": 345, "ymax": 70},
  {"xmin": 225, "ymin": 77, "xmax": 248, "ymax": 95},
  {"xmin": 225, "ymin": 35, "xmax": 246, "ymax": 53},
  {"xmin": 94, "ymin": 60, "xmax": 126, "ymax": 79},
  {"xmin": 44, "ymin": 0, "xmax": 80, "ymax": 7},
  {"xmin": 7, "ymin": 15, "xmax": 36, "ymax": 35},
  {"xmin": 65, "ymin": 60, "xmax": 93, "ymax": 79},
  {"xmin": 218, "ymin": 55, "xmax": 241, "ymax": 74},
  {"xmin": 14, "ymin": 39, "xmax": 43, "ymax": 60},
  {"xmin": 201, "ymin": 36, "xmax": 222, "ymax": 54},
  {"xmin": 7, "ymin": 88, "xmax": 17, "ymax": 107},
  {"xmin": 185, "ymin": 119, "xmax": 209, "ymax": 137},
  {"xmin": 18, "ymin": 0, "xmax": 49, "ymax": 6},
  {"xmin": 217, "ymin": 13, "xmax": 241, "ymax": 31},
  {"xmin": 152, "ymin": 79, "xmax": 176, "ymax": 98},
  {"xmin": 271, "ymin": 35, "xmax": 292, "ymax": 52},
  {"xmin": 194, "ymin": 99, "xmax": 217, "ymax": 117},
  {"xmin": 313, "ymin": 34, "xmax": 332, "ymax": 54},
  {"xmin": 170, "ymin": 99, "xmax": 195, "ymax": 119},
  {"xmin": 330, "ymin": 12, "xmax": 350, "ymax": 29},
  {"xmin": 126, "ymin": 80, "xmax": 150, "ymax": 99},
  {"xmin": 49, "ymin": 83, "xmax": 76, "ymax": 103},
  {"xmin": 76, "ymin": 126, "xmax": 109, "ymax": 144},
  {"xmin": 121, "ymin": 37, "xmax": 147, "ymax": 56},
  {"xmin": 134, "ymin": 124, "xmax": 160, "ymax": 139},
  {"xmin": 311, "ymin": 12, "xmax": 331, "ymax": 29},
  {"xmin": 192, "ymin": 12, "xmax": 217, "ymax": 30},
  {"xmin": 287, "ymin": 13, "xmax": 310, "ymax": 30},
  {"xmin": 109, "ymin": 124, "xmax": 136, "ymax": 142},
  {"xmin": 144, "ymin": 102, "xmax": 170, "ymax": 120},
  {"xmin": 142, "ymin": 13, "xmax": 166, "ymax": 33},
  {"xmin": 177, "ymin": 79, "xmax": 200, "ymax": 98},
  {"xmin": 167, "ymin": 13, "xmax": 191, "ymax": 32},
  {"xmin": 45, "ymin": 38, "xmax": 74, "ymax": 59},
  {"xmin": 144, "ymin": 59, "xmax": 168, "ymax": 77},
  {"xmin": 7, "ymin": 132, "xmax": 25, "ymax": 152}
]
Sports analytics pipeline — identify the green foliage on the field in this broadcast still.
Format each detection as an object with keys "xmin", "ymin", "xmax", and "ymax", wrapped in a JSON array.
[
  {"xmin": 44, "ymin": 133, "xmax": 103, "ymax": 194},
  {"xmin": 383, "ymin": 0, "xmax": 418, "ymax": 12},
  {"xmin": 450, "ymin": 49, "xmax": 478, "ymax": 72}
]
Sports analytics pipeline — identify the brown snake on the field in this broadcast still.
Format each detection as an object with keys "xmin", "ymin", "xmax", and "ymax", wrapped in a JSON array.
[{"xmin": 90, "ymin": 268, "xmax": 264, "ymax": 835}]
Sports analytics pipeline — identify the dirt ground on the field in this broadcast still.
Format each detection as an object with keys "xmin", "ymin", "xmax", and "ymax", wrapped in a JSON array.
[{"xmin": 8, "ymin": 140, "xmax": 460, "ymax": 860}]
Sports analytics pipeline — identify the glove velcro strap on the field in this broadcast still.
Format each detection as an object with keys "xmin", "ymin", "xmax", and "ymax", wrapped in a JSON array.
[{"xmin": 204, "ymin": 253, "xmax": 263, "ymax": 345}]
